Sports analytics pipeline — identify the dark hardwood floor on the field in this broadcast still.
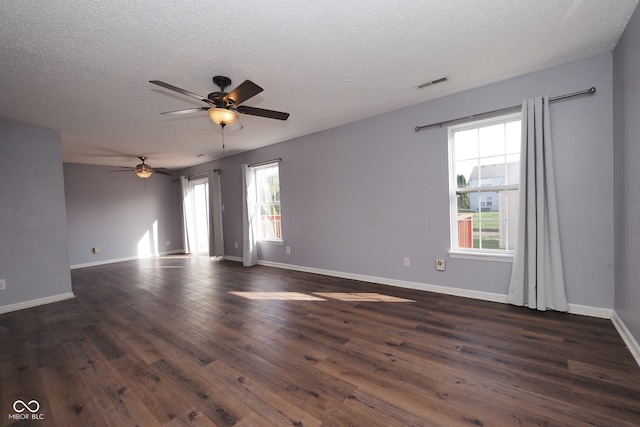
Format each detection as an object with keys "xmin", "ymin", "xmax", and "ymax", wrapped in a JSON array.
[{"xmin": 1, "ymin": 255, "xmax": 639, "ymax": 426}]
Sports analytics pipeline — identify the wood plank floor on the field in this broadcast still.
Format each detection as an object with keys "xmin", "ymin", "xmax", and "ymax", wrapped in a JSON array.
[{"xmin": 1, "ymin": 255, "xmax": 639, "ymax": 426}]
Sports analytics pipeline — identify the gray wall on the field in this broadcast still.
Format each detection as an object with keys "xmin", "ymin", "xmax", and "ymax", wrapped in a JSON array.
[
  {"xmin": 64, "ymin": 163, "xmax": 183, "ymax": 267},
  {"xmin": 181, "ymin": 53, "xmax": 615, "ymax": 310},
  {"xmin": 1, "ymin": 52, "xmax": 620, "ymax": 318},
  {"xmin": 614, "ymin": 7, "xmax": 640, "ymax": 343},
  {"xmin": 0, "ymin": 120, "xmax": 73, "ymax": 309}
]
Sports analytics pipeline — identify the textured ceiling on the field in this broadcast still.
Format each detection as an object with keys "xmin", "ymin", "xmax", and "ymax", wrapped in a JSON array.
[{"xmin": 1, "ymin": 1, "xmax": 637, "ymax": 170}]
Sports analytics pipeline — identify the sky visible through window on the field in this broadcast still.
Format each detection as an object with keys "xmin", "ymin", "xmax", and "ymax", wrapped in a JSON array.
[{"xmin": 453, "ymin": 118, "xmax": 521, "ymax": 185}]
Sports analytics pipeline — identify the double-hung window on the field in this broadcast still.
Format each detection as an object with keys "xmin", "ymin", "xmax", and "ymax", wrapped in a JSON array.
[
  {"xmin": 448, "ymin": 113, "xmax": 521, "ymax": 259},
  {"xmin": 254, "ymin": 163, "xmax": 282, "ymax": 242}
]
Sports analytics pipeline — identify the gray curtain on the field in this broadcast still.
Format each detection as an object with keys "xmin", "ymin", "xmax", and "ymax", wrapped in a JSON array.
[
  {"xmin": 507, "ymin": 96, "xmax": 568, "ymax": 312},
  {"xmin": 208, "ymin": 170, "xmax": 224, "ymax": 257},
  {"xmin": 241, "ymin": 164, "xmax": 258, "ymax": 266},
  {"xmin": 179, "ymin": 176, "xmax": 194, "ymax": 254}
]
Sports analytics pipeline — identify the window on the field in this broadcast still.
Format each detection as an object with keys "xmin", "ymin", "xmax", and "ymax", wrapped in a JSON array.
[
  {"xmin": 448, "ymin": 113, "xmax": 521, "ymax": 258},
  {"xmin": 254, "ymin": 163, "xmax": 282, "ymax": 241}
]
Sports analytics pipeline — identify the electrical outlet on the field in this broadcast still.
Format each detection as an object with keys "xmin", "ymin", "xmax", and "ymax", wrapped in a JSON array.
[
  {"xmin": 0, "ymin": 279, "xmax": 5, "ymax": 290},
  {"xmin": 404, "ymin": 257, "xmax": 410, "ymax": 267},
  {"xmin": 436, "ymin": 259, "xmax": 446, "ymax": 271},
  {"xmin": 166, "ymin": 240, "xmax": 171, "ymax": 246},
  {"xmin": 286, "ymin": 246, "xmax": 291, "ymax": 254},
  {"xmin": 92, "ymin": 246, "xmax": 101, "ymax": 254},
  {"xmin": 234, "ymin": 242, "xmax": 239, "ymax": 249}
]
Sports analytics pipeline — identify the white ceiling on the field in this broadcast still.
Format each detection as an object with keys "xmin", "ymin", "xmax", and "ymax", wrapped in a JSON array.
[{"xmin": 1, "ymin": 1, "xmax": 637, "ymax": 170}]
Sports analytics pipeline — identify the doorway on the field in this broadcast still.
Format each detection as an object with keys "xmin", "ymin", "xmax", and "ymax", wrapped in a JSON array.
[{"xmin": 189, "ymin": 178, "xmax": 209, "ymax": 255}]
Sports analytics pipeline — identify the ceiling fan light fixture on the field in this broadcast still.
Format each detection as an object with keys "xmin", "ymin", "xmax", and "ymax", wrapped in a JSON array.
[
  {"xmin": 208, "ymin": 107, "xmax": 239, "ymax": 126},
  {"xmin": 135, "ymin": 164, "xmax": 153, "ymax": 179}
]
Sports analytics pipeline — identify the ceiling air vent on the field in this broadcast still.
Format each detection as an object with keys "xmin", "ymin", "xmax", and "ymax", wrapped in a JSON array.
[{"xmin": 415, "ymin": 76, "xmax": 448, "ymax": 89}]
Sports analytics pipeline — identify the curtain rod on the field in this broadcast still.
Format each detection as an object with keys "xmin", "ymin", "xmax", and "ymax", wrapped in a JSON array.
[
  {"xmin": 414, "ymin": 87, "xmax": 596, "ymax": 132},
  {"xmin": 187, "ymin": 172, "xmax": 208, "ymax": 179},
  {"xmin": 249, "ymin": 158, "xmax": 281, "ymax": 168},
  {"xmin": 182, "ymin": 169, "xmax": 221, "ymax": 179}
]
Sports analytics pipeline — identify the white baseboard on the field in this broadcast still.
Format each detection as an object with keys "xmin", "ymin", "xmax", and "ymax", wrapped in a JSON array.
[
  {"xmin": 70, "ymin": 255, "xmax": 139, "ymax": 269},
  {"xmin": 223, "ymin": 255, "xmax": 243, "ymax": 263},
  {"xmin": 567, "ymin": 303, "xmax": 613, "ymax": 319},
  {"xmin": 0, "ymin": 292, "xmax": 75, "ymax": 315},
  {"xmin": 70, "ymin": 250, "xmax": 184, "ymax": 269},
  {"xmin": 612, "ymin": 311, "xmax": 640, "ymax": 367}
]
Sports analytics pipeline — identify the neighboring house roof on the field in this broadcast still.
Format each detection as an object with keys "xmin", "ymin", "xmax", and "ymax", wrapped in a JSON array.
[{"xmin": 468, "ymin": 162, "xmax": 519, "ymax": 183}]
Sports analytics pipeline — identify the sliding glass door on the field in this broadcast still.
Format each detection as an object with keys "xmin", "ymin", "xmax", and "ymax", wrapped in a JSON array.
[{"xmin": 189, "ymin": 178, "xmax": 209, "ymax": 255}]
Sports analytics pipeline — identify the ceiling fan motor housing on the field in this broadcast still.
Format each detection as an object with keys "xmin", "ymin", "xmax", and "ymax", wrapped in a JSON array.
[
  {"xmin": 210, "ymin": 76, "xmax": 234, "ymax": 107},
  {"xmin": 208, "ymin": 91, "xmax": 229, "ymax": 107}
]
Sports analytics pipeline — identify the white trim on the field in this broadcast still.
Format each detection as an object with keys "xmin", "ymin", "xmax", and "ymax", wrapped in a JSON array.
[
  {"xmin": 612, "ymin": 311, "xmax": 640, "ymax": 367},
  {"xmin": 448, "ymin": 113, "xmax": 522, "ymax": 256},
  {"xmin": 567, "ymin": 304, "xmax": 612, "ymax": 319},
  {"xmin": 449, "ymin": 250, "xmax": 514, "ymax": 263},
  {"xmin": 257, "ymin": 239, "xmax": 284, "ymax": 245},
  {"xmin": 0, "ymin": 292, "xmax": 75, "ymax": 315},
  {"xmin": 71, "ymin": 255, "xmax": 139, "ymax": 269},
  {"xmin": 456, "ymin": 184, "xmax": 519, "ymax": 194},
  {"xmin": 450, "ymin": 112, "xmax": 522, "ymax": 133},
  {"xmin": 224, "ymin": 255, "xmax": 243, "ymax": 263},
  {"xmin": 70, "ymin": 250, "xmax": 184, "ymax": 269}
]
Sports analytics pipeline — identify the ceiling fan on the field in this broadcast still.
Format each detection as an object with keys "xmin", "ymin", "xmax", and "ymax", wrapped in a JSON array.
[
  {"xmin": 109, "ymin": 157, "xmax": 172, "ymax": 179},
  {"xmin": 150, "ymin": 75, "xmax": 290, "ymax": 127}
]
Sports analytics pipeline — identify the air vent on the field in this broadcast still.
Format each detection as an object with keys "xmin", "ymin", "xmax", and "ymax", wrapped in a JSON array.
[{"xmin": 416, "ymin": 76, "xmax": 448, "ymax": 89}]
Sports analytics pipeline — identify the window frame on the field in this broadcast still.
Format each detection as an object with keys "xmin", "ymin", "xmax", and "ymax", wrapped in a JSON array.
[
  {"xmin": 253, "ymin": 162, "xmax": 283, "ymax": 244},
  {"xmin": 447, "ymin": 112, "xmax": 521, "ymax": 262}
]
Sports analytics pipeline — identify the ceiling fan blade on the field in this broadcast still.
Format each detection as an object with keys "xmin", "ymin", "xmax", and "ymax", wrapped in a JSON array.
[
  {"xmin": 149, "ymin": 80, "xmax": 211, "ymax": 104},
  {"xmin": 237, "ymin": 105, "xmax": 290, "ymax": 121},
  {"xmin": 152, "ymin": 169, "xmax": 173, "ymax": 176},
  {"xmin": 108, "ymin": 169, "xmax": 135, "ymax": 172},
  {"xmin": 224, "ymin": 80, "xmax": 263, "ymax": 105},
  {"xmin": 161, "ymin": 107, "xmax": 210, "ymax": 115}
]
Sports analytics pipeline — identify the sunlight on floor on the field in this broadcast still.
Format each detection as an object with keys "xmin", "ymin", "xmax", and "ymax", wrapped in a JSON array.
[
  {"xmin": 314, "ymin": 292, "xmax": 415, "ymax": 302},
  {"xmin": 229, "ymin": 291, "xmax": 414, "ymax": 302},
  {"xmin": 229, "ymin": 292, "xmax": 327, "ymax": 301},
  {"xmin": 139, "ymin": 265, "xmax": 185, "ymax": 269}
]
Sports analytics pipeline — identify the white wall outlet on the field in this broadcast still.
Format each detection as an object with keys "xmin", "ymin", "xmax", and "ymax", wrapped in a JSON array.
[
  {"xmin": 286, "ymin": 246, "xmax": 291, "ymax": 254},
  {"xmin": 166, "ymin": 240, "xmax": 171, "ymax": 246},
  {"xmin": 436, "ymin": 259, "xmax": 446, "ymax": 271},
  {"xmin": 0, "ymin": 279, "xmax": 5, "ymax": 291},
  {"xmin": 234, "ymin": 242, "xmax": 239, "ymax": 249},
  {"xmin": 93, "ymin": 246, "xmax": 101, "ymax": 254},
  {"xmin": 404, "ymin": 257, "xmax": 411, "ymax": 267}
]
